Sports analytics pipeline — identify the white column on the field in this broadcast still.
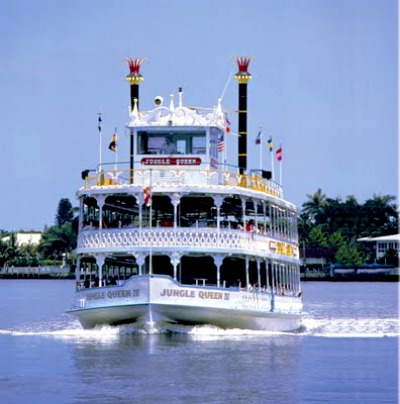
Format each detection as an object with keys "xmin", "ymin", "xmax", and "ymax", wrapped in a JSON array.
[
  {"xmin": 213, "ymin": 195, "xmax": 224, "ymax": 231},
  {"xmin": 241, "ymin": 198, "xmax": 246, "ymax": 229},
  {"xmin": 171, "ymin": 193, "xmax": 181, "ymax": 229},
  {"xmin": 263, "ymin": 201, "xmax": 267, "ymax": 232},
  {"xmin": 94, "ymin": 254, "xmax": 106, "ymax": 287},
  {"xmin": 265, "ymin": 259, "xmax": 270, "ymax": 291},
  {"xmin": 253, "ymin": 200, "xmax": 258, "ymax": 228},
  {"xmin": 212, "ymin": 254, "xmax": 224, "ymax": 288},
  {"xmin": 133, "ymin": 253, "xmax": 145, "ymax": 276},
  {"xmin": 96, "ymin": 195, "xmax": 106, "ymax": 231},
  {"xmin": 271, "ymin": 261, "xmax": 275, "ymax": 293},
  {"xmin": 268, "ymin": 203, "xmax": 272, "ymax": 235},
  {"xmin": 133, "ymin": 194, "xmax": 143, "ymax": 229},
  {"xmin": 170, "ymin": 252, "xmax": 182, "ymax": 281},
  {"xmin": 78, "ymin": 197, "xmax": 84, "ymax": 230},
  {"xmin": 256, "ymin": 258, "xmax": 261, "ymax": 289}
]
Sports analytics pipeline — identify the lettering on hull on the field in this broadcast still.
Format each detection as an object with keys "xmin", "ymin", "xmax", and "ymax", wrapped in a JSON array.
[
  {"xmin": 86, "ymin": 289, "xmax": 140, "ymax": 301},
  {"xmin": 160, "ymin": 288, "xmax": 230, "ymax": 300}
]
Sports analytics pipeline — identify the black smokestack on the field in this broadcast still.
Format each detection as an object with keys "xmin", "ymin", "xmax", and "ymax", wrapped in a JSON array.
[
  {"xmin": 125, "ymin": 57, "xmax": 145, "ymax": 110},
  {"xmin": 234, "ymin": 56, "xmax": 253, "ymax": 174},
  {"xmin": 125, "ymin": 57, "xmax": 145, "ymax": 183}
]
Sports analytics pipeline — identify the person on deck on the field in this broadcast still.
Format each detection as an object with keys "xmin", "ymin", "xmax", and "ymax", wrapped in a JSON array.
[{"xmin": 161, "ymin": 137, "xmax": 177, "ymax": 154}]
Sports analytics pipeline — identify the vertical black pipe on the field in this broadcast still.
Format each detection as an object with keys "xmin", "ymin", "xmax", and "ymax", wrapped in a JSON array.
[
  {"xmin": 125, "ymin": 57, "xmax": 145, "ymax": 184},
  {"xmin": 238, "ymin": 82, "xmax": 248, "ymax": 174},
  {"xmin": 129, "ymin": 86, "xmax": 138, "ymax": 184},
  {"xmin": 234, "ymin": 56, "xmax": 252, "ymax": 175}
]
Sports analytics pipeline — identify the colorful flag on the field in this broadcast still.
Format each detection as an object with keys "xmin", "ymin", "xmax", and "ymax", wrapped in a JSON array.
[
  {"xmin": 108, "ymin": 133, "xmax": 117, "ymax": 151},
  {"xmin": 218, "ymin": 133, "xmax": 224, "ymax": 152},
  {"xmin": 98, "ymin": 115, "xmax": 102, "ymax": 132},
  {"xmin": 276, "ymin": 147, "xmax": 283, "ymax": 161},
  {"xmin": 225, "ymin": 117, "xmax": 231, "ymax": 133},
  {"xmin": 143, "ymin": 186, "xmax": 152, "ymax": 207},
  {"xmin": 268, "ymin": 136, "xmax": 273, "ymax": 152},
  {"xmin": 255, "ymin": 129, "xmax": 261, "ymax": 145}
]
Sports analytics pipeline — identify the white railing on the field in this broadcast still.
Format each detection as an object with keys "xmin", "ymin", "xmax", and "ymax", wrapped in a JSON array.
[
  {"xmin": 77, "ymin": 227, "xmax": 299, "ymax": 259},
  {"xmin": 84, "ymin": 167, "xmax": 283, "ymax": 199}
]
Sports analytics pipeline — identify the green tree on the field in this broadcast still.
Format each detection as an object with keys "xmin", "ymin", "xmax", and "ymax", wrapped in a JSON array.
[
  {"xmin": 362, "ymin": 194, "xmax": 398, "ymax": 237},
  {"xmin": 56, "ymin": 198, "xmax": 74, "ymax": 226},
  {"xmin": 0, "ymin": 233, "xmax": 21, "ymax": 266},
  {"xmin": 9, "ymin": 243, "xmax": 40, "ymax": 267},
  {"xmin": 298, "ymin": 212, "xmax": 312, "ymax": 245},
  {"xmin": 329, "ymin": 231, "xmax": 346, "ymax": 250},
  {"xmin": 302, "ymin": 188, "xmax": 327, "ymax": 223},
  {"xmin": 308, "ymin": 226, "xmax": 328, "ymax": 248},
  {"xmin": 335, "ymin": 244, "xmax": 364, "ymax": 266},
  {"xmin": 38, "ymin": 222, "xmax": 77, "ymax": 262}
]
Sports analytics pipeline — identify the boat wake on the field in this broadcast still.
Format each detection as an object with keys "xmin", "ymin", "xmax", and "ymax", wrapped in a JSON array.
[{"xmin": 0, "ymin": 316, "xmax": 398, "ymax": 340}]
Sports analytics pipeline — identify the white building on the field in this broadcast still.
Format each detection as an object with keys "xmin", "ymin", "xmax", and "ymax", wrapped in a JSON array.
[
  {"xmin": 358, "ymin": 234, "xmax": 400, "ymax": 259},
  {"xmin": 1, "ymin": 232, "xmax": 42, "ymax": 247}
]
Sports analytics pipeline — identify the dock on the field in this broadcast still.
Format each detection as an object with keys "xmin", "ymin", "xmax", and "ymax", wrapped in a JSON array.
[{"xmin": 0, "ymin": 266, "xmax": 74, "ymax": 279}]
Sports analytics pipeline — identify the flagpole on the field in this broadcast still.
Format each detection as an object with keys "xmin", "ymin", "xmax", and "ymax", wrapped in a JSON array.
[
  {"xmin": 223, "ymin": 137, "xmax": 227, "ymax": 172},
  {"xmin": 98, "ymin": 113, "xmax": 102, "ymax": 172},
  {"xmin": 259, "ymin": 127, "xmax": 263, "ymax": 171},
  {"xmin": 220, "ymin": 69, "xmax": 234, "ymax": 101},
  {"xmin": 271, "ymin": 148, "xmax": 275, "ymax": 181},
  {"xmin": 279, "ymin": 143, "xmax": 283, "ymax": 185},
  {"xmin": 114, "ymin": 127, "xmax": 118, "ymax": 172},
  {"xmin": 270, "ymin": 136, "xmax": 275, "ymax": 181}
]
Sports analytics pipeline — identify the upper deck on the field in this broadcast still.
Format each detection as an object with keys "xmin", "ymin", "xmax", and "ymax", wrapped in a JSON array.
[
  {"xmin": 82, "ymin": 167, "xmax": 284, "ymax": 201},
  {"xmin": 83, "ymin": 93, "xmax": 286, "ymax": 203}
]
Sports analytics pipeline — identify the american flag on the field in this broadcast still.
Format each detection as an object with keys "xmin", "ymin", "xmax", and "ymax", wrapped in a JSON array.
[{"xmin": 218, "ymin": 133, "xmax": 224, "ymax": 152}]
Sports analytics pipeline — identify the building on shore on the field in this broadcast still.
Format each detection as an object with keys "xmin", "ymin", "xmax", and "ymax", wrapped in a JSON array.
[
  {"xmin": 1, "ymin": 232, "xmax": 42, "ymax": 246},
  {"xmin": 357, "ymin": 234, "xmax": 399, "ymax": 262}
]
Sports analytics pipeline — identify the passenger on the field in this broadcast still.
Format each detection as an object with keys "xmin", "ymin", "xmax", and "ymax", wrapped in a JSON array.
[
  {"xmin": 161, "ymin": 137, "xmax": 177, "ymax": 154},
  {"xmin": 246, "ymin": 219, "xmax": 256, "ymax": 232}
]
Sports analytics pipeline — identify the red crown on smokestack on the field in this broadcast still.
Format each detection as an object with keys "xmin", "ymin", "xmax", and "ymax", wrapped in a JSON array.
[
  {"xmin": 233, "ymin": 56, "xmax": 253, "ymax": 84},
  {"xmin": 124, "ymin": 57, "xmax": 146, "ymax": 85}
]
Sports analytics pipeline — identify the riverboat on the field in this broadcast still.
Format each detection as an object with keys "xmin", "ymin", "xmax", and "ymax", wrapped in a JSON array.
[{"xmin": 67, "ymin": 57, "xmax": 303, "ymax": 331}]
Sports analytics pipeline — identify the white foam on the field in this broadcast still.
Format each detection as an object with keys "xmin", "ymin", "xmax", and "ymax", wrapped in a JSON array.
[
  {"xmin": 300, "ymin": 317, "xmax": 399, "ymax": 338},
  {"xmin": 1, "ymin": 317, "xmax": 398, "ymax": 340}
]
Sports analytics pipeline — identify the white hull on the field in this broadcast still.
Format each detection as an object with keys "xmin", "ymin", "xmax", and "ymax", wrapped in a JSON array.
[{"xmin": 68, "ymin": 275, "xmax": 302, "ymax": 332}]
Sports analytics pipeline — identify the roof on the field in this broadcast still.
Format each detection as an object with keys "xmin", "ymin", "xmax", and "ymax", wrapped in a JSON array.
[
  {"xmin": 126, "ymin": 93, "xmax": 226, "ymax": 129},
  {"xmin": 357, "ymin": 234, "xmax": 400, "ymax": 243}
]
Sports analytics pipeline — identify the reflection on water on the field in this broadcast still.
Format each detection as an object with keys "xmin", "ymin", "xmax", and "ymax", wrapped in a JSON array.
[{"xmin": 67, "ymin": 330, "xmax": 302, "ymax": 404}]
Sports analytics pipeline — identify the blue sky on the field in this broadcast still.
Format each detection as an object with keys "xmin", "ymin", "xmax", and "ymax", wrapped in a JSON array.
[{"xmin": 0, "ymin": 0, "xmax": 397, "ymax": 231}]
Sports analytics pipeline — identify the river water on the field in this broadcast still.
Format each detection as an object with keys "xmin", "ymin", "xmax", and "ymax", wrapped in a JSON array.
[{"xmin": 0, "ymin": 280, "xmax": 398, "ymax": 403}]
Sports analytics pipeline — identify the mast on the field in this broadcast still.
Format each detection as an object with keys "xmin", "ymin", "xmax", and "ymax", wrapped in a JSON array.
[
  {"xmin": 234, "ymin": 56, "xmax": 253, "ymax": 174},
  {"xmin": 125, "ymin": 57, "xmax": 145, "ymax": 184}
]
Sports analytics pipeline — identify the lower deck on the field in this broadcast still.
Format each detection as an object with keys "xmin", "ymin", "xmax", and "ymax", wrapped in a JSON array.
[
  {"xmin": 69, "ymin": 274, "xmax": 303, "ymax": 331},
  {"xmin": 76, "ymin": 254, "xmax": 301, "ymax": 298}
]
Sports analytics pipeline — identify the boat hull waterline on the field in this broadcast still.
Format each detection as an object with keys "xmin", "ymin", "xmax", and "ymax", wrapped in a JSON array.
[{"xmin": 68, "ymin": 275, "xmax": 302, "ymax": 331}]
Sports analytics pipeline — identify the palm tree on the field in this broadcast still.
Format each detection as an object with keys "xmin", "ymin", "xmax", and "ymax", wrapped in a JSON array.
[
  {"xmin": 301, "ymin": 188, "xmax": 327, "ymax": 223},
  {"xmin": 363, "ymin": 194, "xmax": 398, "ymax": 236},
  {"xmin": 38, "ymin": 223, "xmax": 77, "ymax": 262}
]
